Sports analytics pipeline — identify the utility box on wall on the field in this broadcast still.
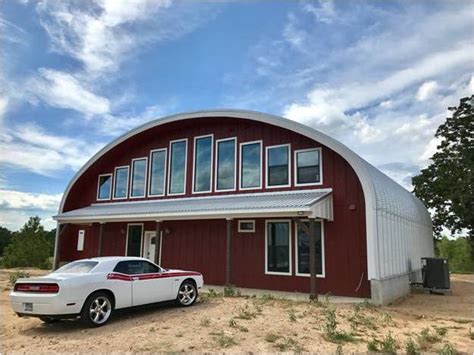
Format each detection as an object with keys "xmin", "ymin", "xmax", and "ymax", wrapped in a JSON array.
[{"xmin": 421, "ymin": 257, "xmax": 450, "ymax": 290}]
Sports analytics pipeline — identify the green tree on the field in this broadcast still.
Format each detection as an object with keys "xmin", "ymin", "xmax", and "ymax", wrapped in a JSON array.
[
  {"xmin": 3, "ymin": 217, "xmax": 51, "ymax": 269},
  {"xmin": 412, "ymin": 96, "xmax": 474, "ymax": 240},
  {"xmin": 436, "ymin": 236, "xmax": 473, "ymax": 273},
  {"xmin": 0, "ymin": 226, "xmax": 12, "ymax": 256}
]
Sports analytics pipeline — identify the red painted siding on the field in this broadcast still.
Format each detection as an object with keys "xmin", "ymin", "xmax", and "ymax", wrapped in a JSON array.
[{"xmin": 58, "ymin": 116, "xmax": 370, "ymax": 298}]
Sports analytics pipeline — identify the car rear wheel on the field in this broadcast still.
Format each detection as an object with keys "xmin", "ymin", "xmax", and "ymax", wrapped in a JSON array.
[
  {"xmin": 176, "ymin": 281, "xmax": 197, "ymax": 306},
  {"xmin": 81, "ymin": 292, "xmax": 113, "ymax": 327}
]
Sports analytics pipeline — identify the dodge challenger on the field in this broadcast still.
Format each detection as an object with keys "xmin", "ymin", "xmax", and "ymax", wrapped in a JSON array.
[{"xmin": 9, "ymin": 256, "xmax": 203, "ymax": 326}]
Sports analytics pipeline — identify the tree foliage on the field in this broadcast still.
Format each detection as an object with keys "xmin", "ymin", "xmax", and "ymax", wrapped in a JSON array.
[
  {"xmin": 412, "ymin": 96, "xmax": 474, "ymax": 239},
  {"xmin": 0, "ymin": 226, "xmax": 12, "ymax": 256},
  {"xmin": 2, "ymin": 217, "xmax": 53, "ymax": 269},
  {"xmin": 436, "ymin": 237, "xmax": 473, "ymax": 273}
]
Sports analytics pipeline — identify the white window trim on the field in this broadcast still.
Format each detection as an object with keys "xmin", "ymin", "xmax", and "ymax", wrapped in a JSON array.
[
  {"xmin": 294, "ymin": 219, "xmax": 326, "ymax": 278},
  {"xmin": 265, "ymin": 219, "xmax": 292, "ymax": 276},
  {"xmin": 192, "ymin": 134, "xmax": 214, "ymax": 194},
  {"xmin": 265, "ymin": 143, "xmax": 291, "ymax": 189},
  {"xmin": 129, "ymin": 157, "xmax": 148, "ymax": 199},
  {"xmin": 148, "ymin": 148, "xmax": 167, "ymax": 197},
  {"xmin": 294, "ymin": 147, "xmax": 323, "ymax": 187},
  {"xmin": 215, "ymin": 137, "xmax": 237, "ymax": 192},
  {"xmin": 239, "ymin": 140, "xmax": 263, "ymax": 191},
  {"xmin": 238, "ymin": 220, "xmax": 255, "ymax": 233},
  {"xmin": 97, "ymin": 173, "xmax": 113, "ymax": 201},
  {"xmin": 112, "ymin": 165, "xmax": 129, "ymax": 200},
  {"xmin": 125, "ymin": 223, "xmax": 144, "ymax": 257},
  {"xmin": 167, "ymin": 138, "xmax": 188, "ymax": 196}
]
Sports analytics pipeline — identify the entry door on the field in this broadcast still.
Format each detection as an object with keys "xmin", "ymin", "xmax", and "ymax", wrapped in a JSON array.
[{"xmin": 144, "ymin": 231, "xmax": 162, "ymax": 264}]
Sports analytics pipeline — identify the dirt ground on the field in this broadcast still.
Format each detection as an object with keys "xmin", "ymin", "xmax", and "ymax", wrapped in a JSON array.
[{"xmin": 0, "ymin": 269, "xmax": 472, "ymax": 353}]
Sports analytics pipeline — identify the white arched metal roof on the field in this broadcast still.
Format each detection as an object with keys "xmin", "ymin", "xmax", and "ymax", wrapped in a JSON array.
[{"xmin": 58, "ymin": 109, "xmax": 433, "ymax": 280}]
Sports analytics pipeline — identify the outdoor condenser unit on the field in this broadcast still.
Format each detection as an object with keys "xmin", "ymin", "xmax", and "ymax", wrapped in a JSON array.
[{"xmin": 421, "ymin": 257, "xmax": 450, "ymax": 290}]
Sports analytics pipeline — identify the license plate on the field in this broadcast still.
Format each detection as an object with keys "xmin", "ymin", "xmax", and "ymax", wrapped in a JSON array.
[{"xmin": 23, "ymin": 303, "xmax": 33, "ymax": 312}]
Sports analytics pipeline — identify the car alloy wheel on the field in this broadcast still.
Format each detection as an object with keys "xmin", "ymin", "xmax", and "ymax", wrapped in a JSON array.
[
  {"xmin": 81, "ymin": 292, "xmax": 113, "ymax": 327},
  {"xmin": 89, "ymin": 296, "xmax": 112, "ymax": 325},
  {"xmin": 177, "ymin": 282, "xmax": 197, "ymax": 306}
]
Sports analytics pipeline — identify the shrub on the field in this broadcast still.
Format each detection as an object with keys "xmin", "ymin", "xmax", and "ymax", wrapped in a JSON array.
[
  {"xmin": 322, "ymin": 307, "xmax": 356, "ymax": 343},
  {"xmin": 212, "ymin": 332, "xmax": 236, "ymax": 348},
  {"xmin": 224, "ymin": 284, "xmax": 240, "ymax": 297},
  {"xmin": 405, "ymin": 337, "xmax": 420, "ymax": 355},
  {"xmin": 288, "ymin": 308, "xmax": 297, "ymax": 322},
  {"xmin": 264, "ymin": 333, "xmax": 280, "ymax": 343},
  {"xmin": 380, "ymin": 332, "xmax": 398, "ymax": 353},
  {"xmin": 9, "ymin": 270, "xmax": 30, "ymax": 286},
  {"xmin": 274, "ymin": 337, "xmax": 305, "ymax": 352},
  {"xmin": 438, "ymin": 343, "xmax": 456, "ymax": 355}
]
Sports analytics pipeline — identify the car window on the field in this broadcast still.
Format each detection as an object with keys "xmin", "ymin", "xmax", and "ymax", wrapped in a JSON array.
[
  {"xmin": 54, "ymin": 261, "xmax": 98, "ymax": 273},
  {"xmin": 113, "ymin": 261, "xmax": 160, "ymax": 275}
]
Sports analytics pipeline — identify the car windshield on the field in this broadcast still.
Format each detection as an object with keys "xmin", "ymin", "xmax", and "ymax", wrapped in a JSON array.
[{"xmin": 54, "ymin": 261, "xmax": 99, "ymax": 274}]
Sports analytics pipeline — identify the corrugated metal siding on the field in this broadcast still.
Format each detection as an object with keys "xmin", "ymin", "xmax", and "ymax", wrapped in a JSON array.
[
  {"xmin": 368, "ymin": 161, "xmax": 434, "ymax": 279},
  {"xmin": 56, "ymin": 190, "xmax": 331, "ymax": 220}
]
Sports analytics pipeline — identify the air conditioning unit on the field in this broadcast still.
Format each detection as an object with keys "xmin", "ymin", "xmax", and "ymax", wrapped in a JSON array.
[{"xmin": 421, "ymin": 257, "xmax": 450, "ymax": 291}]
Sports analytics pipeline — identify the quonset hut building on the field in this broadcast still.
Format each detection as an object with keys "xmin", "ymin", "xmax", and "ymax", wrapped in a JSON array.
[{"xmin": 53, "ymin": 110, "xmax": 434, "ymax": 304}]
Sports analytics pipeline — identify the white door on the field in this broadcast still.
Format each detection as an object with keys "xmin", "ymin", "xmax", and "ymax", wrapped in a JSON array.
[
  {"xmin": 124, "ymin": 260, "xmax": 173, "ymax": 306},
  {"xmin": 144, "ymin": 231, "xmax": 163, "ymax": 263}
]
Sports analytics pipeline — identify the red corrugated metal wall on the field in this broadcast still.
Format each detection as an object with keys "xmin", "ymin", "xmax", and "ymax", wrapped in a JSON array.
[{"xmin": 58, "ymin": 116, "xmax": 370, "ymax": 297}]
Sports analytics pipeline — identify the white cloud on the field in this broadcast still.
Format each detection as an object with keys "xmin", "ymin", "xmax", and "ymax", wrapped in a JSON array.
[
  {"xmin": 0, "ymin": 189, "xmax": 62, "ymax": 231},
  {"xmin": 0, "ymin": 189, "xmax": 62, "ymax": 211},
  {"xmin": 0, "ymin": 123, "xmax": 104, "ymax": 175},
  {"xmin": 303, "ymin": 0, "xmax": 337, "ymax": 24},
  {"xmin": 28, "ymin": 68, "xmax": 110, "ymax": 116},
  {"xmin": 416, "ymin": 81, "xmax": 439, "ymax": 101},
  {"xmin": 36, "ymin": 0, "xmax": 218, "ymax": 76},
  {"xmin": 100, "ymin": 104, "xmax": 171, "ymax": 136}
]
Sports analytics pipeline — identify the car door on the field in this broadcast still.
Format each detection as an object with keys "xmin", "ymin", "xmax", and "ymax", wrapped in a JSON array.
[{"xmin": 116, "ymin": 260, "xmax": 174, "ymax": 306}]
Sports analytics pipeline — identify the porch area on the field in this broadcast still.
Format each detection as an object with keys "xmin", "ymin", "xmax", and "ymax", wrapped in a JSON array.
[{"xmin": 53, "ymin": 189, "xmax": 337, "ymax": 299}]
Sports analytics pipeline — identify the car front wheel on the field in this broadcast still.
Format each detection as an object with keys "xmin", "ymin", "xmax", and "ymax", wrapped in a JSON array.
[
  {"xmin": 81, "ymin": 292, "xmax": 113, "ymax": 327},
  {"xmin": 176, "ymin": 281, "xmax": 197, "ymax": 306}
]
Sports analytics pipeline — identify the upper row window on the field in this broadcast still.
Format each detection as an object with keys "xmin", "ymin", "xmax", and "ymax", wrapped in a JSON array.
[
  {"xmin": 97, "ymin": 139, "xmax": 322, "ymax": 200},
  {"xmin": 169, "ymin": 139, "xmax": 187, "ymax": 195}
]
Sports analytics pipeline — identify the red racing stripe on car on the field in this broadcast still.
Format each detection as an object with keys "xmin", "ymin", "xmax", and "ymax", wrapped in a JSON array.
[{"xmin": 107, "ymin": 271, "xmax": 201, "ymax": 282}]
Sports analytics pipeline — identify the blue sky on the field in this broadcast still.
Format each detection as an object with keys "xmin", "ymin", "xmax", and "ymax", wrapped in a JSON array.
[{"xmin": 0, "ymin": 0, "xmax": 473, "ymax": 231}]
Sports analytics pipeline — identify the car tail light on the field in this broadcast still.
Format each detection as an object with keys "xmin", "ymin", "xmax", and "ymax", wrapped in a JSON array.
[{"xmin": 14, "ymin": 283, "xmax": 60, "ymax": 293}]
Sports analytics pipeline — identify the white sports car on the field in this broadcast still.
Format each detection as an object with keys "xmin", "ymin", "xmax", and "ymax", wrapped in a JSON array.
[{"xmin": 9, "ymin": 256, "xmax": 203, "ymax": 327}]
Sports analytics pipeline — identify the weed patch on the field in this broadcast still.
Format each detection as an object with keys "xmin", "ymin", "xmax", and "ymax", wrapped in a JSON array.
[
  {"xmin": 9, "ymin": 271, "xmax": 30, "ymax": 286},
  {"xmin": 264, "ymin": 333, "xmax": 280, "ymax": 343},
  {"xmin": 211, "ymin": 332, "xmax": 237, "ymax": 348},
  {"xmin": 274, "ymin": 337, "xmax": 305, "ymax": 352},
  {"xmin": 404, "ymin": 337, "xmax": 420, "ymax": 355},
  {"xmin": 200, "ymin": 317, "xmax": 211, "ymax": 327},
  {"xmin": 322, "ymin": 307, "xmax": 357, "ymax": 344}
]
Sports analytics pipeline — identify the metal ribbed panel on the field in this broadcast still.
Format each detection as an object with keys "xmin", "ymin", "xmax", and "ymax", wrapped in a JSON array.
[{"xmin": 55, "ymin": 190, "xmax": 331, "ymax": 219}]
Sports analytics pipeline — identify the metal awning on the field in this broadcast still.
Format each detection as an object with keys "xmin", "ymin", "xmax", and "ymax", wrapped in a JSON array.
[{"xmin": 53, "ymin": 189, "xmax": 333, "ymax": 223}]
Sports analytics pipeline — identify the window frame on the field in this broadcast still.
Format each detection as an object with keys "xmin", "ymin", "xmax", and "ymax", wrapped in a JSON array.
[
  {"xmin": 294, "ymin": 219, "xmax": 326, "ymax": 278},
  {"xmin": 125, "ymin": 223, "xmax": 144, "ymax": 257},
  {"xmin": 112, "ymin": 165, "xmax": 130, "ymax": 200},
  {"xmin": 167, "ymin": 138, "xmax": 188, "ymax": 196},
  {"xmin": 215, "ymin": 137, "xmax": 237, "ymax": 192},
  {"xmin": 148, "ymin": 148, "xmax": 167, "ymax": 197},
  {"xmin": 129, "ymin": 157, "xmax": 148, "ymax": 199},
  {"xmin": 265, "ymin": 143, "xmax": 291, "ymax": 189},
  {"xmin": 192, "ymin": 134, "xmax": 214, "ymax": 194},
  {"xmin": 264, "ymin": 219, "xmax": 292, "ymax": 276},
  {"xmin": 239, "ymin": 140, "xmax": 263, "ymax": 191},
  {"xmin": 96, "ymin": 173, "xmax": 113, "ymax": 201},
  {"xmin": 238, "ymin": 220, "xmax": 255, "ymax": 233},
  {"xmin": 294, "ymin": 147, "xmax": 323, "ymax": 187}
]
